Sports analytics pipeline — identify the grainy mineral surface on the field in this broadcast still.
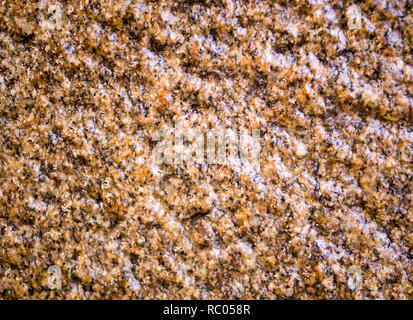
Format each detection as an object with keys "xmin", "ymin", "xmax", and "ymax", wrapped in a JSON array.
[{"xmin": 0, "ymin": 0, "xmax": 412, "ymax": 299}]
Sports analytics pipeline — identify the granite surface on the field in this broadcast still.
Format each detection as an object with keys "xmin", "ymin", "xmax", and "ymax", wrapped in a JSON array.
[{"xmin": 0, "ymin": 0, "xmax": 412, "ymax": 299}]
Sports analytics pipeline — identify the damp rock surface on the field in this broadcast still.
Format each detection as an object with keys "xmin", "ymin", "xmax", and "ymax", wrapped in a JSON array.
[{"xmin": 0, "ymin": 0, "xmax": 412, "ymax": 299}]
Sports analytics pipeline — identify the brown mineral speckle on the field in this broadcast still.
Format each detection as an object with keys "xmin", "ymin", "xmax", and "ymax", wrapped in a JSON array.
[{"xmin": 0, "ymin": 0, "xmax": 412, "ymax": 299}]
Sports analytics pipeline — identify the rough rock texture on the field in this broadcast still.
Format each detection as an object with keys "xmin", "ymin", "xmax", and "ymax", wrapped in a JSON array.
[{"xmin": 0, "ymin": 0, "xmax": 412, "ymax": 299}]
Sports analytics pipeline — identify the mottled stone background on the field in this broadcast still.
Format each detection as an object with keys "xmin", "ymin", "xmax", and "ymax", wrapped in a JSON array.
[{"xmin": 0, "ymin": 0, "xmax": 412, "ymax": 299}]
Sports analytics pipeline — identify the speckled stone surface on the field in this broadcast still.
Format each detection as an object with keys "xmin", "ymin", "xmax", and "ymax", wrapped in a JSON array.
[{"xmin": 0, "ymin": 0, "xmax": 412, "ymax": 299}]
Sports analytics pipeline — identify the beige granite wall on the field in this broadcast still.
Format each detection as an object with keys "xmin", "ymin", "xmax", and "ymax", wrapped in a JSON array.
[{"xmin": 0, "ymin": 0, "xmax": 412, "ymax": 299}]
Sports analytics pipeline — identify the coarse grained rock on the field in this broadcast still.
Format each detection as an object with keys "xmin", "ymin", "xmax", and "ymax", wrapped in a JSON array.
[{"xmin": 0, "ymin": 0, "xmax": 412, "ymax": 299}]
